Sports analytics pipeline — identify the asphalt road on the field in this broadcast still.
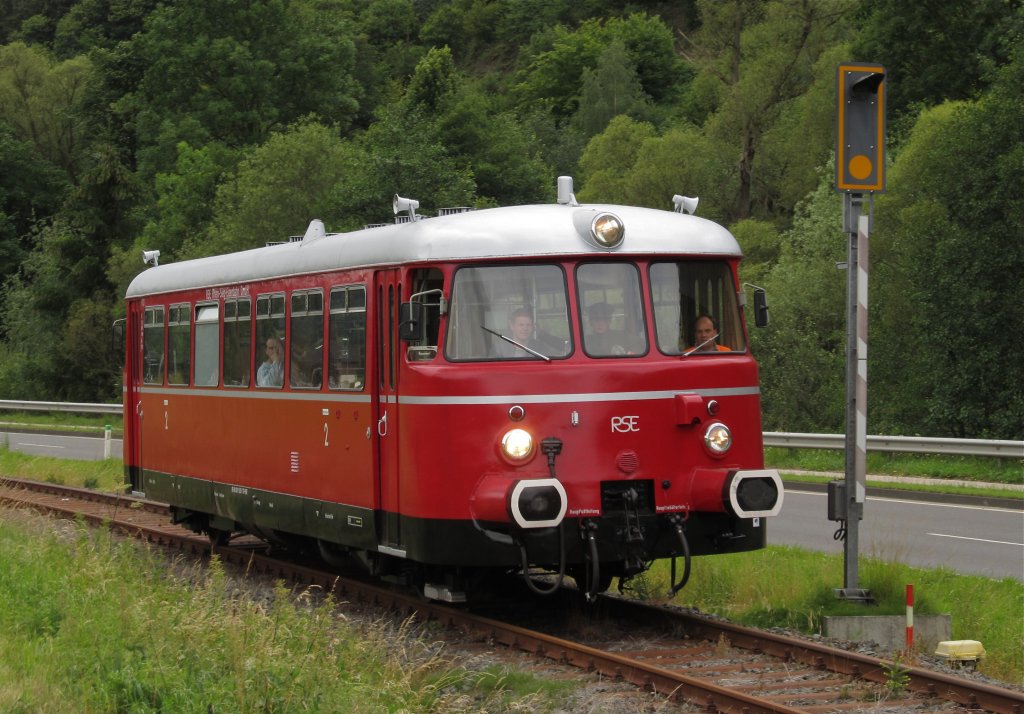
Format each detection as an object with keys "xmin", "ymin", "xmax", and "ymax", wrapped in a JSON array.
[
  {"xmin": 772, "ymin": 487, "xmax": 1024, "ymax": 581},
  {"xmin": 1, "ymin": 429, "xmax": 122, "ymax": 460},
  {"xmin": 3, "ymin": 430, "xmax": 1021, "ymax": 581}
]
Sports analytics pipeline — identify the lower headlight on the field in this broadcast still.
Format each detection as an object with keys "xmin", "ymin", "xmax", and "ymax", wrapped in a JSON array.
[
  {"xmin": 704, "ymin": 422, "xmax": 732, "ymax": 455},
  {"xmin": 501, "ymin": 428, "xmax": 534, "ymax": 462}
]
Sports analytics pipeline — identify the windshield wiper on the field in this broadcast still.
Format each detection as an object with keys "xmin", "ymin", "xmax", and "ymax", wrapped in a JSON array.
[
  {"xmin": 682, "ymin": 333, "xmax": 719, "ymax": 357},
  {"xmin": 480, "ymin": 325, "xmax": 551, "ymax": 361}
]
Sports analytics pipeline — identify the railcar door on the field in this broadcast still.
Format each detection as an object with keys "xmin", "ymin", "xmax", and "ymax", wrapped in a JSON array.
[
  {"xmin": 374, "ymin": 270, "xmax": 403, "ymax": 553},
  {"xmin": 125, "ymin": 301, "xmax": 144, "ymax": 493}
]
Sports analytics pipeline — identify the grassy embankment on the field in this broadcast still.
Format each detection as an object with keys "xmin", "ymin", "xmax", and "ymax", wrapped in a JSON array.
[{"xmin": 1, "ymin": 446, "xmax": 1021, "ymax": 689}]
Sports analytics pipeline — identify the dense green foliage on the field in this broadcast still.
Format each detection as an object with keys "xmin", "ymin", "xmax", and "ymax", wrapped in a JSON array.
[{"xmin": 0, "ymin": 0, "xmax": 1021, "ymax": 439}]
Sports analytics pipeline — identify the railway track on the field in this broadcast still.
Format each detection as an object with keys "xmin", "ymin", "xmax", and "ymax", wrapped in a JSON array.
[{"xmin": 1, "ymin": 476, "xmax": 1021, "ymax": 714}]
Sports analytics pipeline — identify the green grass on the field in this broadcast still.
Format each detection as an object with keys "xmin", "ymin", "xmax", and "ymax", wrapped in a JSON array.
[
  {"xmin": 0, "ymin": 449, "xmax": 125, "ymax": 492},
  {"xmin": 766, "ymin": 447, "xmax": 1024, "ymax": 485},
  {"xmin": 0, "ymin": 512, "xmax": 575, "ymax": 713},
  {"xmin": 632, "ymin": 547, "xmax": 1023, "ymax": 684}
]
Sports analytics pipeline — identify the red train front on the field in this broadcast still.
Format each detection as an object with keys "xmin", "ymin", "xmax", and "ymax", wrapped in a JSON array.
[{"xmin": 123, "ymin": 179, "xmax": 783, "ymax": 601}]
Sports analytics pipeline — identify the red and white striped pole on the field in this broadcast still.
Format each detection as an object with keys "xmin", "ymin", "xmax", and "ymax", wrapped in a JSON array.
[{"xmin": 906, "ymin": 584, "xmax": 914, "ymax": 652}]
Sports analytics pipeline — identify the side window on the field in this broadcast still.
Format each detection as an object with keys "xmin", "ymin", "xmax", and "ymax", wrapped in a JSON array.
[
  {"xmin": 223, "ymin": 298, "xmax": 251, "ymax": 387},
  {"xmin": 406, "ymin": 268, "xmax": 444, "ymax": 362},
  {"xmin": 290, "ymin": 289, "xmax": 324, "ymax": 389},
  {"xmin": 328, "ymin": 286, "xmax": 366, "ymax": 390},
  {"xmin": 143, "ymin": 306, "xmax": 165, "ymax": 384},
  {"xmin": 576, "ymin": 263, "xmax": 648, "ymax": 357},
  {"xmin": 194, "ymin": 303, "xmax": 220, "ymax": 386},
  {"xmin": 167, "ymin": 304, "xmax": 191, "ymax": 385},
  {"xmin": 255, "ymin": 293, "xmax": 285, "ymax": 388}
]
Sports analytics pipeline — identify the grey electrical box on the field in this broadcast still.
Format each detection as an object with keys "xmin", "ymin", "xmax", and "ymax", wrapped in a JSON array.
[
  {"xmin": 827, "ymin": 480, "xmax": 864, "ymax": 521},
  {"xmin": 827, "ymin": 481, "xmax": 847, "ymax": 521}
]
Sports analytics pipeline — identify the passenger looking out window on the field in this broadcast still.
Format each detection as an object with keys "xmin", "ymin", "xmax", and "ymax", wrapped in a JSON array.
[
  {"xmin": 255, "ymin": 293, "xmax": 285, "ymax": 389},
  {"xmin": 257, "ymin": 337, "xmax": 284, "ymax": 387}
]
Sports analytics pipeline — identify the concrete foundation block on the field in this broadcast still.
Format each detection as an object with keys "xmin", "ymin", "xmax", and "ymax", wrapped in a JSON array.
[{"xmin": 822, "ymin": 615, "xmax": 952, "ymax": 652}]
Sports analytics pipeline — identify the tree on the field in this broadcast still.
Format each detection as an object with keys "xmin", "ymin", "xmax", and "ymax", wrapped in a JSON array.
[
  {"xmin": 574, "ymin": 41, "xmax": 648, "ymax": 138},
  {"xmin": 683, "ymin": 0, "xmax": 855, "ymax": 220},
  {"xmin": 513, "ymin": 13, "xmax": 682, "ymax": 117},
  {"xmin": 182, "ymin": 121, "xmax": 361, "ymax": 257},
  {"xmin": 752, "ymin": 165, "xmax": 846, "ymax": 432},
  {"xmin": 852, "ymin": 0, "xmax": 1022, "ymax": 119},
  {"xmin": 871, "ymin": 51, "xmax": 1024, "ymax": 439},
  {"xmin": 0, "ymin": 119, "xmax": 67, "ymax": 284},
  {"xmin": 126, "ymin": 0, "xmax": 359, "ymax": 178},
  {"xmin": 0, "ymin": 42, "xmax": 93, "ymax": 184}
]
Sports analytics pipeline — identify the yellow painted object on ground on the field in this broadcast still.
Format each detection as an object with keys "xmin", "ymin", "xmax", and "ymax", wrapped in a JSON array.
[{"xmin": 934, "ymin": 640, "xmax": 986, "ymax": 663}]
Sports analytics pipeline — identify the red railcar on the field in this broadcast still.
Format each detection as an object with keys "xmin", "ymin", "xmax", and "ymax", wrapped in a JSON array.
[{"xmin": 123, "ymin": 179, "xmax": 783, "ymax": 601}]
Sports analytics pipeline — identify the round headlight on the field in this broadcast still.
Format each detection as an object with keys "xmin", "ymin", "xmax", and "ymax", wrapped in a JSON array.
[
  {"xmin": 704, "ymin": 422, "xmax": 732, "ymax": 455},
  {"xmin": 501, "ymin": 428, "xmax": 535, "ymax": 462},
  {"xmin": 591, "ymin": 213, "xmax": 624, "ymax": 248}
]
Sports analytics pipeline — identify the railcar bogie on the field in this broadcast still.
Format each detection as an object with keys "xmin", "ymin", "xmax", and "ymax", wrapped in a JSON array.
[{"xmin": 123, "ymin": 177, "xmax": 783, "ymax": 603}]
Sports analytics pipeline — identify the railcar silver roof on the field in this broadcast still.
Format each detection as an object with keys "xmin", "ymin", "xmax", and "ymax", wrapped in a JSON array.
[{"xmin": 126, "ymin": 203, "xmax": 742, "ymax": 298}]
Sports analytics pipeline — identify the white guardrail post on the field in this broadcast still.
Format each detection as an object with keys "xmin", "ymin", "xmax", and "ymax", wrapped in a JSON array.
[{"xmin": 0, "ymin": 401, "xmax": 1021, "ymax": 459}]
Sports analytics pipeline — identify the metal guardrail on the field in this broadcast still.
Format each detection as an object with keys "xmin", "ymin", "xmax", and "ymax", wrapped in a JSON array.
[
  {"xmin": 764, "ymin": 432, "xmax": 1022, "ymax": 458},
  {"xmin": 0, "ymin": 399, "xmax": 122, "ymax": 415},
  {"xmin": 1, "ymin": 400, "xmax": 1021, "ymax": 459}
]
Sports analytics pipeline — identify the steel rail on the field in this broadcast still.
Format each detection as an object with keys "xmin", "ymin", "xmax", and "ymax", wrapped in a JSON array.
[
  {"xmin": 2, "ymin": 478, "xmax": 1022, "ymax": 713},
  {"xmin": 2, "ymin": 399, "xmax": 1021, "ymax": 458},
  {"xmin": 603, "ymin": 598, "xmax": 1024, "ymax": 714}
]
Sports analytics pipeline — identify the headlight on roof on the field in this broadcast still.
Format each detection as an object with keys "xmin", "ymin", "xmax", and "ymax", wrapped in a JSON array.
[{"xmin": 591, "ymin": 213, "xmax": 624, "ymax": 248}]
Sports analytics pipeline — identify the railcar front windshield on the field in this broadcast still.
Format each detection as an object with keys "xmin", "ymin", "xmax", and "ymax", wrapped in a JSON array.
[
  {"xmin": 650, "ymin": 261, "xmax": 746, "ymax": 355},
  {"xmin": 443, "ymin": 260, "xmax": 746, "ymax": 361},
  {"xmin": 446, "ymin": 265, "xmax": 572, "ymax": 360}
]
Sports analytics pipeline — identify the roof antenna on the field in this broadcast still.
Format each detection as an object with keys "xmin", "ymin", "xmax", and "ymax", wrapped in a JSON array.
[{"xmin": 557, "ymin": 176, "xmax": 578, "ymax": 206}]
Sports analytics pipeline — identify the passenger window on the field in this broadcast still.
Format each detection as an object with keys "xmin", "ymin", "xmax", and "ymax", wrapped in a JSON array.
[
  {"xmin": 329, "ymin": 286, "xmax": 366, "ymax": 390},
  {"xmin": 143, "ymin": 306, "xmax": 165, "ymax": 384},
  {"xmin": 255, "ymin": 293, "xmax": 285, "ymax": 388},
  {"xmin": 167, "ymin": 304, "xmax": 191, "ymax": 385},
  {"xmin": 576, "ymin": 263, "xmax": 647, "ymax": 357},
  {"xmin": 290, "ymin": 289, "xmax": 324, "ymax": 389},
  {"xmin": 223, "ymin": 298, "xmax": 251, "ymax": 387},
  {"xmin": 194, "ymin": 303, "xmax": 220, "ymax": 386}
]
